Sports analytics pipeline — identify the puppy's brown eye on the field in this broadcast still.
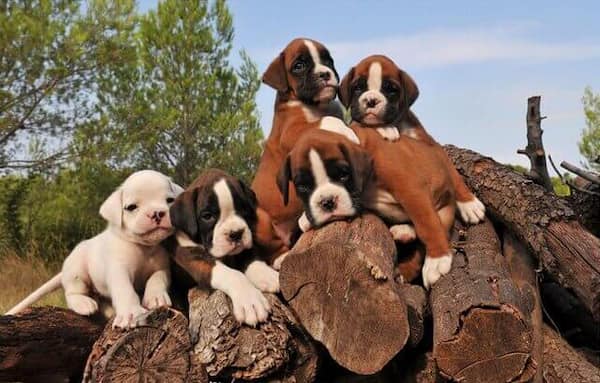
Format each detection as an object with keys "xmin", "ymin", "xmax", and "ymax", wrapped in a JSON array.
[
  {"xmin": 200, "ymin": 211, "xmax": 214, "ymax": 221},
  {"xmin": 353, "ymin": 83, "xmax": 365, "ymax": 94},
  {"xmin": 124, "ymin": 204, "xmax": 137, "ymax": 212},
  {"xmin": 166, "ymin": 197, "xmax": 175, "ymax": 203},
  {"xmin": 382, "ymin": 80, "xmax": 398, "ymax": 94},
  {"xmin": 292, "ymin": 60, "xmax": 306, "ymax": 73},
  {"xmin": 337, "ymin": 167, "xmax": 351, "ymax": 183}
]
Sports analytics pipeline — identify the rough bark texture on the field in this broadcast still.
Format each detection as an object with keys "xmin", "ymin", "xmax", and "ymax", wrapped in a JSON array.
[
  {"xmin": 0, "ymin": 307, "xmax": 105, "ymax": 382},
  {"xmin": 542, "ymin": 325, "xmax": 600, "ymax": 382},
  {"xmin": 83, "ymin": 308, "xmax": 206, "ymax": 383},
  {"xmin": 398, "ymin": 283, "xmax": 428, "ymax": 348},
  {"xmin": 188, "ymin": 288, "xmax": 318, "ymax": 382},
  {"xmin": 279, "ymin": 214, "xmax": 409, "ymax": 375},
  {"xmin": 503, "ymin": 231, "xmax": 544, "ymax": 383},
  {"xmin": 430, "ymin": 220, "xmax": 537, "ymax": 382},
  {"xmin": 399, "ymin": 353, "xmax": 446, "ymax": 383},
  {"xmin": 568, "ymin": 180, "xmax": 600, "ymax": 237},
  {"xmin": 445, "ymin": 144, "xmax": 600, "ymax": 321}
]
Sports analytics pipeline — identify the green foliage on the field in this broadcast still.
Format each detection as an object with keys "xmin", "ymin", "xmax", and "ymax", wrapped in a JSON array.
[
  {"xmin": 579, "ymin": 87, "xmax": 600, "ymax": 171},
  {"xmin": 506, "ymin": 163, "xmax": 570, "ymax": 196}
]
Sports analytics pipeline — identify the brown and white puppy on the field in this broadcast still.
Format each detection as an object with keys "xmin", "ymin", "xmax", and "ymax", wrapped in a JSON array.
[
  {"xmin": 280, "ymin": 128, "xmax": 456, "ymax": 288},
  {"xmin": 339, "ymin": 55, "xmax": 485, "ymax": 225},
  {"xmin": 168, "ymin": 169, "xmax": 279, "ymax": 326},
  {"xmin": 253, "ymin": 38, "xmax": 359, "ymax": 267}
]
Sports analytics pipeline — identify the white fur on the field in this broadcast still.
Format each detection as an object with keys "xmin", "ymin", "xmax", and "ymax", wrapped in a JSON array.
[
  {"xmin": 422, "ymin": 253, "xmax": 453, "ymax": 289},
  {"xmin": 376, "ymin": 126, "xmax": 400, "ymax": 141},
  {"xmin": 307, "ymin": 149, "xmax": 356, "ymax": 227},
  {"xmin": 358, "ymin": 62, "xmax": 387, "ymax": 124},
  {"xmin": 389, "ymin": 224, "xmax": 416, "ymax": 243},
  {"xmin": 7, "ymin": 170, "xmax": 182, "ymax": 329},
  {"xmin": 298, "ymin": 212, "xmax": 311, "ymax": 232},
  {"xmin": 272, "ymin": 251, "xmax": 289, "ymax": 271},
  {"xmin": 319, "ymin": 116, "xmax": 360, "ymax": 144},
  {"xmin": 211, "ymin": 179, "xmax": 253, "ymax": 258},
  {"xmin": 245, "ymin": 260, "xmax": 280, "ymax": 293},
  {"xmin": 304, "ymin": 39, "xmax": 336, "ymax": 86},
  {"xmin": 211, "ymin": 261, "xmax": 271, "ymax": 326},
  {"xmin": 457, "ymin": 198, "xmax": 486, "ymax": 224}
]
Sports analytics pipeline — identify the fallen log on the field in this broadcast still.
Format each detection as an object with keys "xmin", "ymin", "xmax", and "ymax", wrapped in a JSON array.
[
  {"xmin": 0, "ymin": 307, "xmax": 105, "ymax": 382},
  {"xmin": 445, "ymin": 145, "xmax": 600, "ymax": 321},
  {"xmin": 542, "ymin": 325, "xmax": 600, "ymax": 382},
  {"xmin": 279, "ymin": 214, "xmax": 410, "ymax": 375},
  {"xmin": 83, "ymin": 307, "xmax": 206, "ymax": 383},
  {"xmin": 187, "ymin": 287, "xmax": 319, "ymax": 382},
  {"xmin": 430, "ymin": 220, "xmax": 537, "ymax": 382}
]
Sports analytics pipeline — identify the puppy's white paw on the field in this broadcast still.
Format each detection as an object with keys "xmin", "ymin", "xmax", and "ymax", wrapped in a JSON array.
[
  {"xmin": 422, "ymin": 253, "xmax": 453, "ymax": 290},
  {"xmin": 66, "ymin": 294, "xmax": 99, "ymax": 316},
  {"xmin": 272, "ymin": 251, "xmax": 289, "ymax": 271},
  {"xmin": 229, "ymin": 284, "xmax": 271, "ymax": 327},
  {"xmin": 319, "ymin": 116, "xmax": 360, "ymax": 144},
  {"xmin": 457, "ymin": 198, "xmax": 486, "ymax": 224},
  {"xmin": 113, "ymin": 305, "xmax": 148, "ymax": 329},
  {"xmin": 142, "ymin": 289, "xmax": 172, "ymax": 309},
  {"xmin": 376, "ymin": 126, "xmax": 400, "ymax": 141},
  {"xmin": 389, "ymin": 224, "xmax": 417, "ymax": 243},
  {"xmin": 245, "ymin": 260, "xmax": 280, "ymax": 293},
  {"xmin": 298, "ymin": 212, "xmax": 311, "ymax": 233}
]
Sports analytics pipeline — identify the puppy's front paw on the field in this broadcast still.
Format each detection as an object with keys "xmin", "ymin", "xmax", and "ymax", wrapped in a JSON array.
[
  {"xmin": 457, "ymin": 198, "xmax": 485, "ymax": 224},
  {"xmin": 389, "ymin": 224, "xmax": 416, "ymax": 243},
  {"xmin": 66, "ymin": 294, "xmax": 99, "ymax": 316},
  {"xmin": 376, "ymin": 126, "xmax": 400, "ymax": 141},
  {"xmin": 142, "ymin": 289, "xmax": 172, "ymax": 309},
  {"xmin": 113, "ymin": 305, "xmax": 148, "ymax": 329},
  {"xmin": 229, "ymin": 284, "xmax": 271, "ymax": 327},
  {"xmin": 320, "ymin": 116, "xmax": 360, "ymax": 144},
  {"xmin": 246, "ymin": 261, "xmax": 280, "ymax": 293},
  {"xmin": 298, "ymin": 212, "xmax": 312, "ymax": 233},
  {"xmin": 422, "ymin": 253, "xmax": 453, "ymax": 289}
]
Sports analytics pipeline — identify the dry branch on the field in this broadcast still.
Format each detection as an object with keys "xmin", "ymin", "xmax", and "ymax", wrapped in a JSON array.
[{"xmin": 542, "ymin": 325, "xmax": 600, "ymax": 382}]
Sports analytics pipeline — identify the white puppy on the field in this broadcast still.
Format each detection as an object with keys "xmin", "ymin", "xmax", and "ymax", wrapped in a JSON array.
[{"xmin": 6, "ymin": 170, "xmax": 183, "ymax": 328}]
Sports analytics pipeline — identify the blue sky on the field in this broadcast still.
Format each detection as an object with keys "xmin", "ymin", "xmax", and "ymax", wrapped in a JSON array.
[{"xmin": 141, "ymin": 0, "xmax": 600, "ymax": 167}]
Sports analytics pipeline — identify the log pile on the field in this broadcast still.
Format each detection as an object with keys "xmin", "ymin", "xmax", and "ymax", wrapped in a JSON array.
[{"xmin": 1, "ymin": 147, "xmax": 599, "ymax": 381}]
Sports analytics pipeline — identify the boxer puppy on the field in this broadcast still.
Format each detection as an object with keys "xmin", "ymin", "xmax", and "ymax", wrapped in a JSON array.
[
  {"xmin": 253, "ymin": 38, "xmax": 359, "ymax": 268},
  {"xmin": 168, "ymin": 169, "xmax": 279, "ymax": 326},
  {"xmin": 279, "ymin": 129, "xmax": 456, "ymax": 288},
  {"xmin": 6, "ymin": 170, "xmax": 183, "ymax": 328},
  {"xmin": 339, "ymin": 55, "xmax": 485, "ymax": 224}
]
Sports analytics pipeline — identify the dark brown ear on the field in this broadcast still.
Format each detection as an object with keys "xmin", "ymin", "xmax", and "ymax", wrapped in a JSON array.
[
  {"xmin": 338, "ymin": 66, "xmax": 355, "ymax": 108},
  {"xmin": 238, "ymin": 179, "xmax": 257, "ymax": 211},
  {"xmin": 276, "ymin": 155, "xmax": 292, "ymax": 206},
  {"xmin": 399, "ymin": 69, "xmax": 419, "ymax": 107},
  {"xmin": 262, "ymin": 52, "xmax": 288, "ymax": 92},
  {"xmin": 169, "ymin": 188, "xmax": 198, "ymax": 240},
  {"xmin": 339, "ymin": 142, "xmax": 374, "ymax": 194}
]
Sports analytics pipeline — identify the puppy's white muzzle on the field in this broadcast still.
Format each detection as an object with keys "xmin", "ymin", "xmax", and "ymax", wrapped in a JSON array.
[
  {"xmin": 358, "ymin": 90, "xmax": 387, "ymax": 124},
  {"xmin": 211, "ymin": 215, "xmax": 252, "ymax": 258},
  {"xmin": 309, "ymin": 182, "xmax": 356, "ymax": 227}
]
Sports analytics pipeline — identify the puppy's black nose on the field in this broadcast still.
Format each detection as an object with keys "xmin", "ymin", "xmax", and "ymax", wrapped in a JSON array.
[
  {"xmin": 152, "ymin": 211, "xmax": 166, "ymax": 221},
  {"xmin": 228, "ymin": 229, "xmax": 244, "ymax": 243},
  {"xmin": 320, "ymin": 197, "xmax": 336, "ymax": 212},
  {"xmin": 319, "ymin": 71, "xmax": 331, "ymax": 81},
  {"xmin": 366, "ymin": 98, "xmax": 379, "ymax": 108}
]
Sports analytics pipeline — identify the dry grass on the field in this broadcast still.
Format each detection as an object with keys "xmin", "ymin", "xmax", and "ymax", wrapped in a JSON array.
[{"xmin": 0, "ymin": 251, "xmax": 66, "ymax": 313}]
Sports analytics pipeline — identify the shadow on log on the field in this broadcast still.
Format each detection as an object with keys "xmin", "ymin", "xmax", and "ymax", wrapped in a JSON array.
[{"xmin": 430, "ymin": 220, "xmax": 537, "ymax": 382}]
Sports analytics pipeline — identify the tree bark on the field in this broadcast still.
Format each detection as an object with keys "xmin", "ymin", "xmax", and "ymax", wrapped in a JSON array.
[
  {"xmin": 0, "ymin": 307, "xmax": 105, "ymax": 382},
  {"xmin": 445, "ymin": 144, "xmax": 600, "ymax": 321},
  {"xmin": 542, "ymin": 325, "xmax": 600, "ymax": 382},
  {"xmin": 188, "ymin": 288, "xmax": 319, "ymax": 382},
  {"xmin": 279, "ymin": 214, "xmax": 411, "ymax": 375},
  {"xmin": 83, "ymin": 307, "xmax": 206, "ymax": 383},
  {"xmin": 430, "ymin": 220, "xmax": 537, "ymax": 382}
]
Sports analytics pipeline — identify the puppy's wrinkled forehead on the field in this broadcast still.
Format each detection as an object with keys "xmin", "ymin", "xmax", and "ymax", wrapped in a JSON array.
[
  {"xmin": 351, "ymin": 55, "xmax": 401, "ymax": 89},
  {"xmin": 190, "ymin": 169, "xmax": 255, "ymax": 216},
  {"xmin": 284, "ymin": 38, "xmax": 332, "ymax": 69},
  {"xmin": 121, "ymin": 170, "xmax": 174, "ymax": 204},
  {"xmin": 290, "ymin": 130, "xmax": 349, "ymax": 172}
]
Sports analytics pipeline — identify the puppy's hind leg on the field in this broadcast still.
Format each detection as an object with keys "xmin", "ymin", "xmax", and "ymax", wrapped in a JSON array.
[{"xmin": 63, "ymin": 272, "xmax": 99, "ymax": 316}]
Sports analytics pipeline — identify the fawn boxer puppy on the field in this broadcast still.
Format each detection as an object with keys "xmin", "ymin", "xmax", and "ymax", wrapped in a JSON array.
[
  {"xmin": 278, "ymin": 129, "xmax": 456, "ymax": 288},
  {"xmin": 253, "ymin": 38, "xmax": 359, "ymax": 268},
  {"xmin": 6, "ymin": 170, "xmax": 183, "ymax": 328},
  {"xmin": 167, "ymin": 169, "xmax": 279, "ymax": 326},
  {"xmin": 339, "ymin": 55, "xmax": 485, "ymax": 224}
]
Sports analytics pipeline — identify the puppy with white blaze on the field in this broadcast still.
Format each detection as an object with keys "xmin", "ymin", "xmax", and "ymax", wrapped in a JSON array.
[
  {"xmin": 167, "ymin": 169, "xmax": 279, "ymax": 327},
  {"xmin": 6, "ymin": 170, "xmax": 183, "ymax": 328}
]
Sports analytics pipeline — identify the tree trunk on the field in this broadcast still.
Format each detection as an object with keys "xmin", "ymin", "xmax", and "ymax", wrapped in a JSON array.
[
  {"xmin": 445, "ymin": 145, "xmax": 600, "ymax": 321},
  {"xmin": 0, "ymin": 307, "xmax": 105, "ymax": 382},
  {"xmin": 430, "ymin": 220, "xmax": 537, "ymax": 382},
  {"xmin": 542, "ymin": 325, "xmax": 600, "ymax": 382},
  {"xmin": 83, "ymin": 307, "xmax": 206, "ymax": 383},
  {"xmin": 188, "ymin": 288, "xmax": 319, "ymax": 382},
  {"xmin": 279, "ymin": 214, "xmax": 410, "ymax": 375}
]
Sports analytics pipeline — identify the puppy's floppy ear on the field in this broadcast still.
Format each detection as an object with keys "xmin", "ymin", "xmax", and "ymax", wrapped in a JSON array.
[
  {"xmin": 338, "ymin": 66, "xmax": 355, "ymax": 108},
  {"xmin": 99, "ymin": 188, "xmax": 123, "ymax": 227},
  {"xmin": 169, "ymin": 188, "xmax": 199, "ymax": 240},
  {"xmin": 339, "ymin": 142, "xmax": 374, "ymax": 194},
  {"xmin": 399, "ymin": 69, "xmax": 419, "ymax": 108},
  {"xmin": 276, "ymin": 155, "xmax": 292, "ymax": 206},
  {"xmin": 238, "ymin": 179, "xmax": 257, "ymax": 210},
  {"xmin": 262, "ymin": 52, "xmax": 288, "ymax": 92}
]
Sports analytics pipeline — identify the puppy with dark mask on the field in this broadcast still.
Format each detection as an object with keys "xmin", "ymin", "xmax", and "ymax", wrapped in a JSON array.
[
  {"xmin": 168, "ymin": 169, "xmax": 279, "ymax": 326},
  {"xmin": 339, "ymin": 55, "xmax": 485, "ymax": 225}
]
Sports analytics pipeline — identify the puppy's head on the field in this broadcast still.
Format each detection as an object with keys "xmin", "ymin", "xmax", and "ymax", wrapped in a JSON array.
[
  {"xmin": 169, "ymin": 169, "xmax": 257, "ymax": 258},
  {"xmin": 100, "ymin": 170, "xmax": 183, "ymax": 245},
  {"xmin": 277, "ymin": 129, "xmax": 374, "ymax": 228},
  {"xmin": 339, "ymin": 55, "xmax": 419, "ymax": 126},
  {"xmin": 262, "ymin": 38, "xmax": 339, "ymax": 105}
]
